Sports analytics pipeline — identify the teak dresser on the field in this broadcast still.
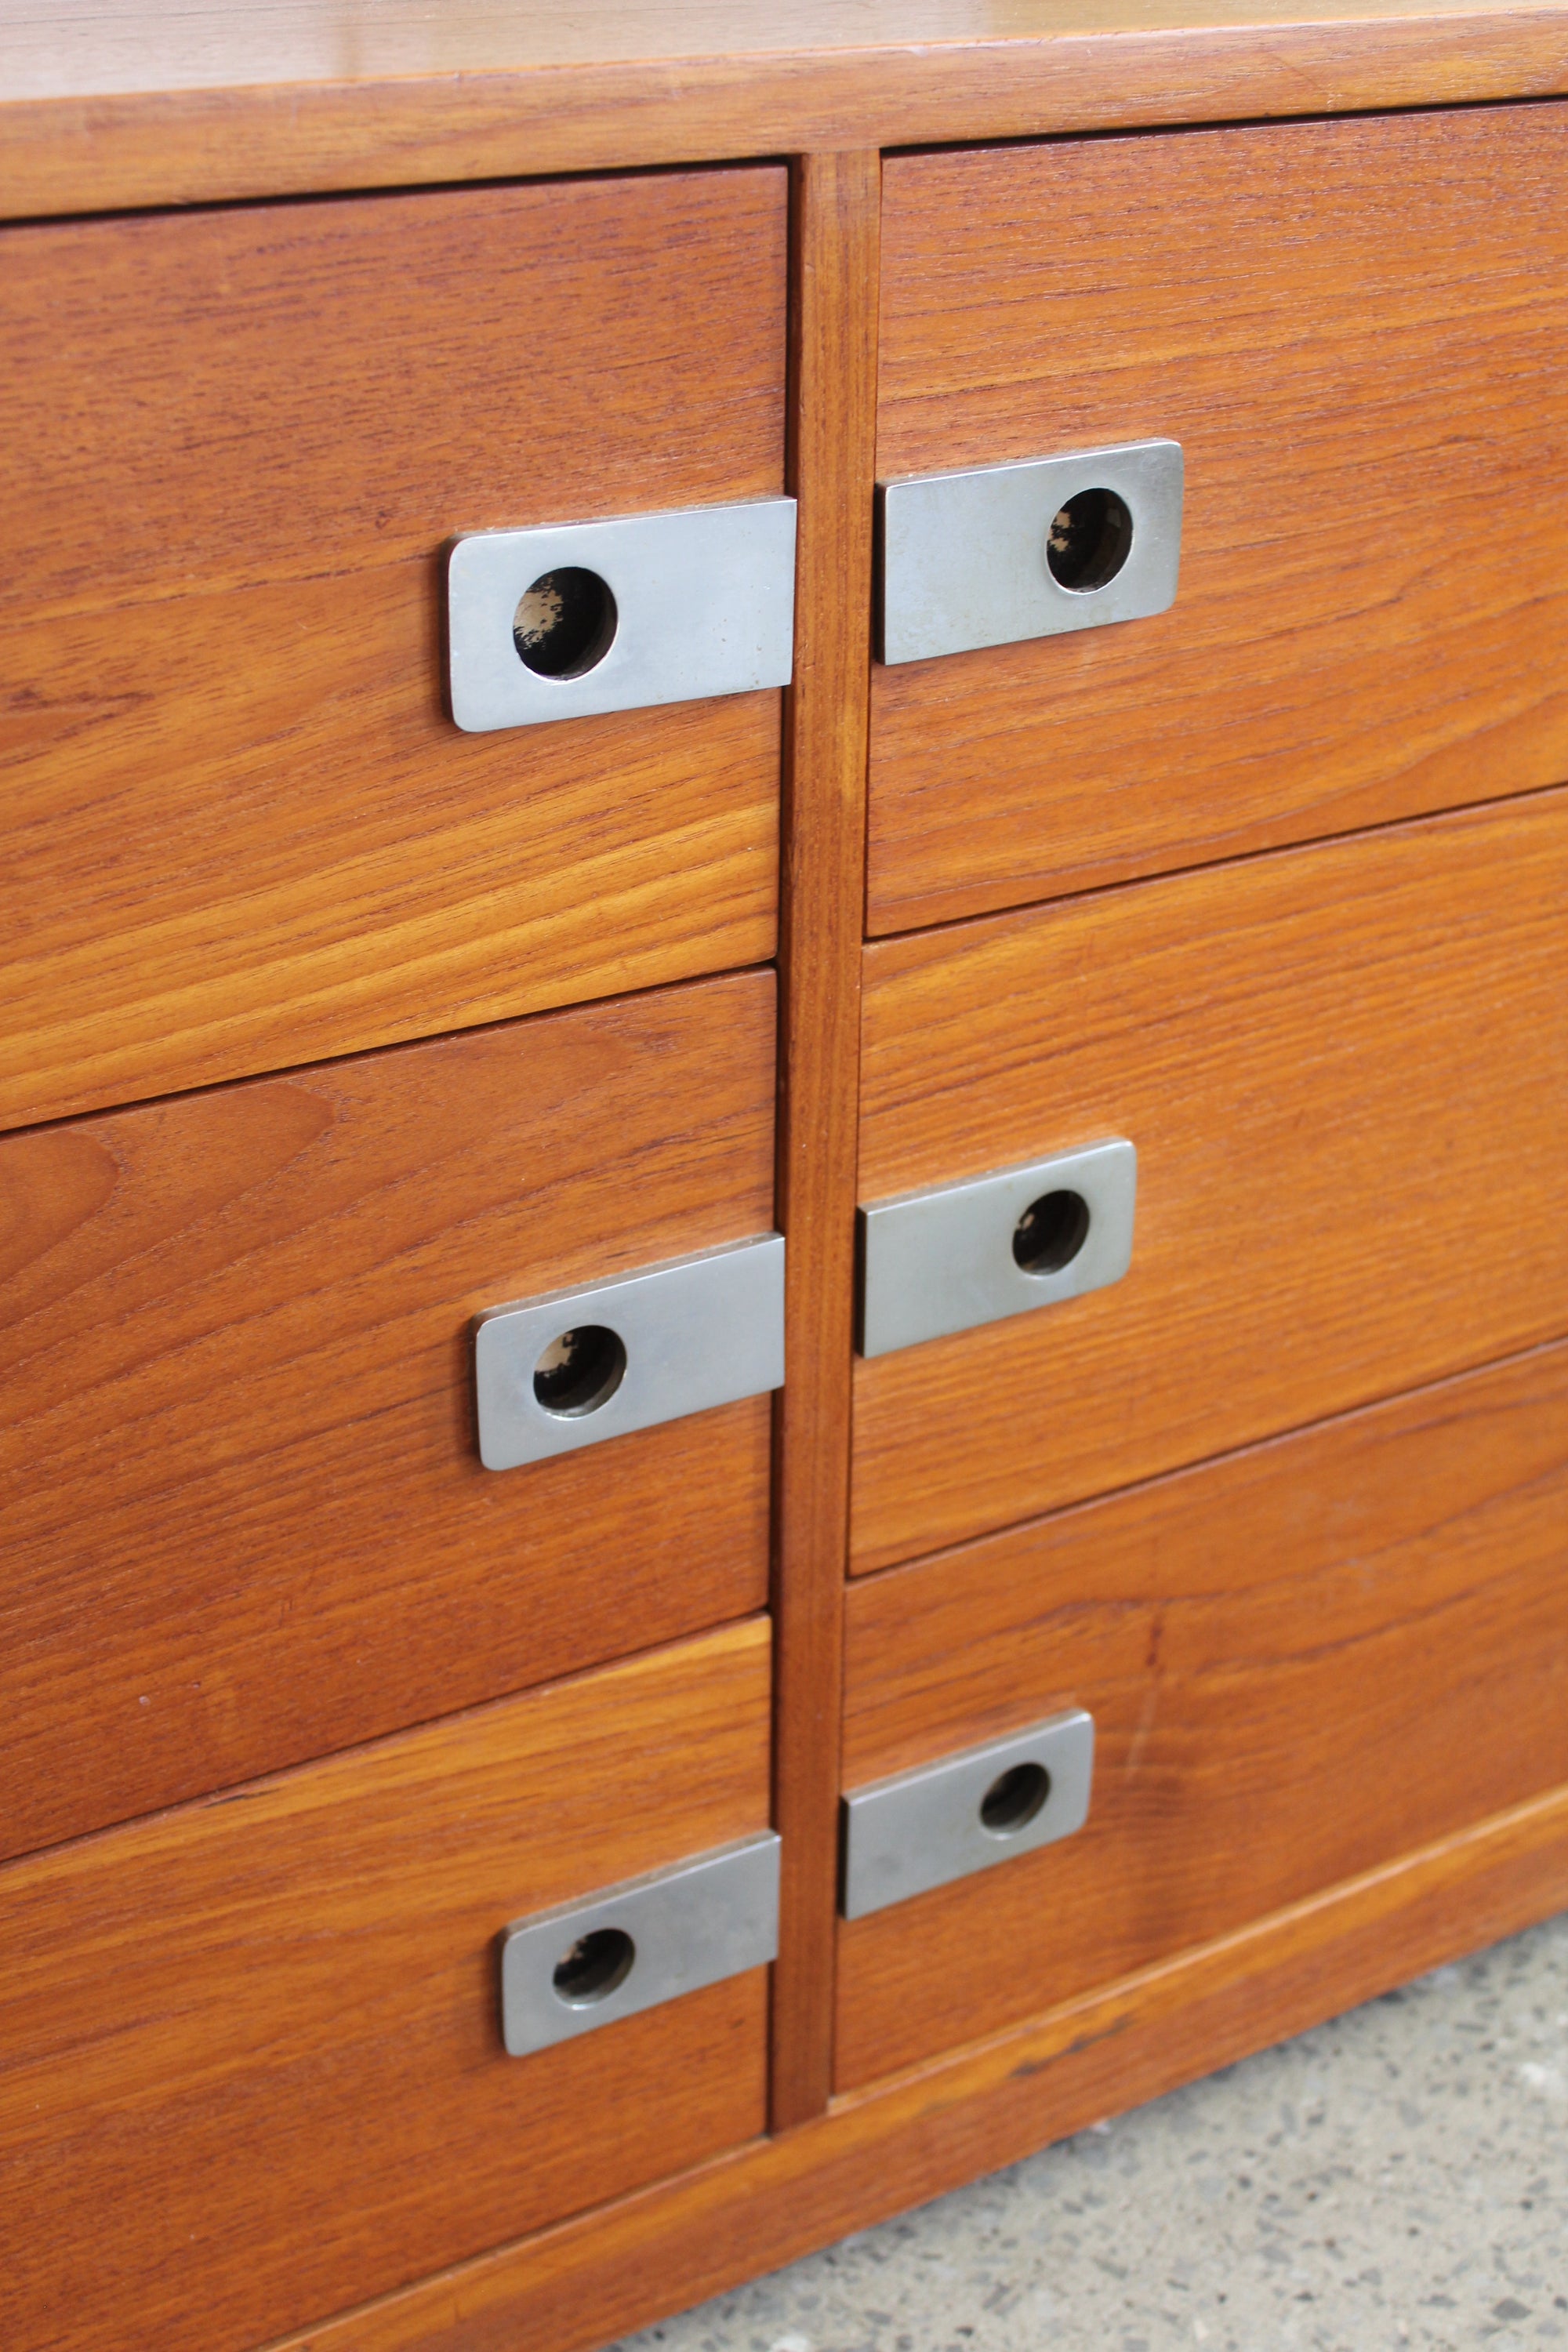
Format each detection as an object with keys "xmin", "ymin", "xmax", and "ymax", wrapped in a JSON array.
[{"xmin": 3, "ymin": 7, "xmax": 1568, "ymax": 2347}]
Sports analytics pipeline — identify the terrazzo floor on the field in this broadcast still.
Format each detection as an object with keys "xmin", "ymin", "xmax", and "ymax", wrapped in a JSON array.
[{"xmin": 614, "ymin": 1907, "xmax": 1568, "ymax": 2352}]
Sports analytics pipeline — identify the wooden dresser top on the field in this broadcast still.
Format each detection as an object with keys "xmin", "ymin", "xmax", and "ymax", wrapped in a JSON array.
[{"xmin": 3, "ymin": 0, "xmax": 1567, "ymax": 219}]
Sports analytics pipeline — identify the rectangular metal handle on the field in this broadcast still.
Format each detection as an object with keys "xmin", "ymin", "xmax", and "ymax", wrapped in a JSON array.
[
  {"xmin": 878, "ymin": 440, "xmax": 1182, "ymax": 665},
  {"xmin": 448, "ymin": 496, "xmax": 797, "ymax": 731},
  {"xmin": 842, "ymin": 1712, "xmax": 1094, "ymax": 1921},
  {"xmin": 858, "ymin": 1140, "xmax": 1136, "ymax": 1358},
  {"xmin": 474, "ymin": 1232, "xmax": 785, "ymax": 1471},
  {"xmin": 499, "ymin": 1832, "xmax": 781, "ymax": 2056}
]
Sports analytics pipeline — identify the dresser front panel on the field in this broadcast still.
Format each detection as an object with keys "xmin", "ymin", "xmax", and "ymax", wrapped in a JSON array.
[
  {"xmin": 0, "ymin": 970, "xmax": 775, "ymax": 1860},
  {"xmin": 855, "ymin": 790, "xmax": 1568, "ymax": 1573},
  {"xmin": 0, "ymin": 1621, "xmax": 771, "ymax": 2352},
  {"xmin": 870, "ymin": 104, "xmax": 1568, "ymax": 933},
  {"xmin": 0, "ymin": 167, "xmax": 786, "ymax": 1131},
  {"xmin": 838, "ymin": 1345, "xmax": 1568, "ymax": 2089}
]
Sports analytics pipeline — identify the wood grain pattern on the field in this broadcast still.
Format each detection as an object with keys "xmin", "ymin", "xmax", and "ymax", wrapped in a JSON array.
[
  {"xmin": 0, "ymin": 971, "xmax": 775, "ymax": 1860},
  {"xmin": 768, "ymin": 148, "xmax": 880, "ymax": 2132},
  {"xmin": 0, "ymin": 170, "xmax": 784, "ymax": 1129},
  {"xmin": 869, "ymin": 105, "xmax": 1568, "ymax": 931},
  {"xmin": 3, "ymin": 5, "xmax": 1568, "ymax": 220},
  {"xmin": 263, "ymin": 1777, "xmax": 1568, "ymax": 2352},
  {"xmin": 855, "ymin": 789, "xmax": 1568, "ymax": 1572},
  {"xmin": 0, "ymin": 1618, "xmax": 771, "ymax": 2352},
  {"xmin": 838, "ymin": 1342, "xmax": 1568, "ymax": 2086}
]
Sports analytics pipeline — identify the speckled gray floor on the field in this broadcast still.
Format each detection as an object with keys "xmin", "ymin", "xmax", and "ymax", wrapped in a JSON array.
[{"xmin": 615, "ymin": 1909, "xmax": 1568, "ymax": 2352}]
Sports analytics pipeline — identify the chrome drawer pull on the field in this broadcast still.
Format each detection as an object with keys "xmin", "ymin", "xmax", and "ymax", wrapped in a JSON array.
[
  {"xmin": 499, "ymin": 1831, "xmax": 781, "ymax": 2056},
  {"xmin": 878, "ymin": 440, "xmax": 1182, "ymax": 664},
  {"xmin": 448, "ymin": 496, "xmax": 797, "ymax": 731},
  {"xmin": 474, "ymin": 1232, "xmax": 786, "ymax": 1469},
  {"xmin": 857, "ymin": 1139, "xmax": 1136, "ymax": 1358},
  {"xmin": 841, "ymin": 1712, "xmax": 1094, "ymax": 1920}
]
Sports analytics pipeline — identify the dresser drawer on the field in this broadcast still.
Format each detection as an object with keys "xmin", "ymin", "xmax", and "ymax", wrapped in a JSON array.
[
  {"xmin": 838, "ymin": 1347, "xmax": 1568, "ymax": 2089},
  {"xmin": 855, "ymin": 790, "xmax": 1568, "ymax": 1572},
  {"xmin": 0, "ymin": 1619, "xmax": 771, "ymax": 2352},
  {"xmin": 0, "ymin": 166, "xmax": 786, "ymax": 1130},
  {"xmin": 0, "ymin": 970, "xmax": 775, "ymax": 1859},
  {"xmin": 870, "ymin": 103, "xmax": 1568, "ymax": 933}
]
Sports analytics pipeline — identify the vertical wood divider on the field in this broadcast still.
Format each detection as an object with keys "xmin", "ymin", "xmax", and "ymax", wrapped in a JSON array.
[{"xmin": 770, "ymin": 147, "xmax": 881, "ymax": 2131}]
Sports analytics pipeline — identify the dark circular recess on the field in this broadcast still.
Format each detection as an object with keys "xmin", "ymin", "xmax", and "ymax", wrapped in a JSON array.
[
  {"xmin": 1045, "ymin": 488, "xmax": 1134, "ymax": 593},
  {"xmin": 979, "ymin": 1761, "xmax": 1051, "ymax": 1837},
  {"xmin": 532, "ymin": 1324, "xmax": 627, "ymax": 1417},
  {"xmin": 513, "ymin": 567, "xmax": 619, "ymax": 677},
  {"xmin": 552, "ymin": 1926, "xmax": 636, "ymax": 2005},
  {"xmin": 1012, "ymin": 1189, "xmax": 1091, "ymax": 1276}
]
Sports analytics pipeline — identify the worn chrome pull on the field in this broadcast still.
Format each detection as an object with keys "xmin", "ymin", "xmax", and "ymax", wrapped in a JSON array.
[
  {"xmin": 857, "ymin": 1140, "xmax": 1136, "ymax": 1358},
  {"xmin": 499, "ymin": 1832, "xmax": 781, "ymax": 2056},
  {"xmin": 841, "ymin": 1712, "xmax": 1094, "ymax": 1920},
  {"xmin": 448, "ymin": 497, "xmax": 797, "ymax": 731},
  {"xmin": 474, "ymin": 1233, "xmax": 785, "ymax": 1471},
  {"xmin": 878, "ymin": 440, "xmax": 1182, "ymax": 665}
]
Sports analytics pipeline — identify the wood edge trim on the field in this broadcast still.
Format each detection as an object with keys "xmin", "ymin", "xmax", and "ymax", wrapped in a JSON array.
[
  {"xmin": 844, "ymin": 1329, "xmax": 1568, "ymax": 1592},
  {"xmin": 0, "ymin": 1613, "xmax": 776, "ymax": 1877},
  {"xmin": 263, "ymin": 1777, "xmax": 1568, "ymax": 2352},
  {"xmin": 768, "ymin": 146, "xmax": 880, "ymax": 2131},
  {"xmin": 5, "ymin": 15, "xmax": 1568, "ymax": 223}
]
